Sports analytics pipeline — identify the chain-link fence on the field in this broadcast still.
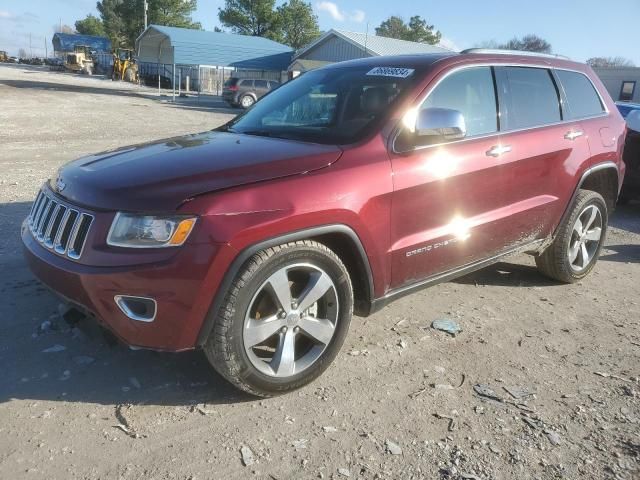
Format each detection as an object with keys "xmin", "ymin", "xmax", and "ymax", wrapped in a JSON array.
[{"xmin": 137, "ymin": 63, "xmax": 286, "ymax": 95}]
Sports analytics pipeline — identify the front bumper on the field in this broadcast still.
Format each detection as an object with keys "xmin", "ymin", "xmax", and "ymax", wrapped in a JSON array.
[{"xmin": 22, "ymin": 220, "xmax": 227, "ymax": 351}]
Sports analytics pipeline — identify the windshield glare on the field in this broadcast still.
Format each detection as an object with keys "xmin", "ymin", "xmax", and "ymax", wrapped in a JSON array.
[{"xmin": 223, "ymin": 66, "xmax": 421, "ymax": 144}]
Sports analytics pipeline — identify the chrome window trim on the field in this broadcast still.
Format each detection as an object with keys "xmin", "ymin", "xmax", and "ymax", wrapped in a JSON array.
[{"xmin": 392, "ymin": 62, "xmax": 610, "ymax": 154}]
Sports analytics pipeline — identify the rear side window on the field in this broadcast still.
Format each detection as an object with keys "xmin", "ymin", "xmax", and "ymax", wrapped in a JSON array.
[
  {"xmin": 501, "ymin": 67, "xmax": 561, "ymax": 130},
  {"xmin": 255, "ymin": 80, "xmax": 268, "ymax": 88},
  {"xmin": 556, "ymin": 70, "xmax": 604, "ymax": 119},
  {"xmin": 239, "ymin": 79, "xmax": 253, "ymax": 87},
  {"xmin": 421, "ymin": 66, "xmax": 498, "ymax": 137}
]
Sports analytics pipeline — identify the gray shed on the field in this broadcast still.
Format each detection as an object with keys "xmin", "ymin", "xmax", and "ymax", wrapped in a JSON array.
[
  {"xmin": 289, "ymin": 29, "xmax": 452, "ymax": 75},
  {"xmin": 593, "ymin": 67, "xmax": 640, "ymax": 103}
]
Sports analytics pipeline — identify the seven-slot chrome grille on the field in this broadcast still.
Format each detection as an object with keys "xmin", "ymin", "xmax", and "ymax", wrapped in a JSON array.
[{"xmin": 27, "ymin": 187, "xmax": 94, "ymax": 260}]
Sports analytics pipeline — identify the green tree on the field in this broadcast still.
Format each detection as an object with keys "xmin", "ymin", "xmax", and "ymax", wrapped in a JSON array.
[
  {"xmin": 375, "ymin": 15, "xmax": 441, "ymax": 45},
  {"xmin": 75, "ymin": 14, "xmax": 106, "ymax": 36},
  {"xmin": 97, "ymin": 0, "xmax": 127, "ymax": 47},
  {"xmin": 375, "ymin": 16, "xmax": 407, "ymax": 41},
  {"xmin": 277, "ymin": 0, "xmax": 319, "ymax": 49},
  {"xmin": 98, "ymin": 0, "xmax": 201, "ymax": 49},
  {"xmin": 218, "ymin": 0, "xmax": 280, "ymax": 38}
]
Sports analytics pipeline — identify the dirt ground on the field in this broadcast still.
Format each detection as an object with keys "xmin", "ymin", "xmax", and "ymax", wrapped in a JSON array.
[{"xmin": 0, "ymin": 64, "xmax": 638, "ymax": 480}]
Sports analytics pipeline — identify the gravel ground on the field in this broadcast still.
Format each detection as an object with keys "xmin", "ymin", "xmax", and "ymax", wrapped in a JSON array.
[{"xmin": 0, "ymin": 65, "xmax": 638, "ymax": 480}]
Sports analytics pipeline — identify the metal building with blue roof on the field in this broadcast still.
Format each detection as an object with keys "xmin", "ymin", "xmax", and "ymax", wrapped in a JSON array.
[
  {"xmin": 52, "ymin": 33, "xmax": 112, "ymax": 54},
  {"xmin": 136, "ymin": 25, "xmax": 293, "ymax": 71},
  {"xmin": 135, "ymin": 25, "xmax": 293, "ymax": 94}
]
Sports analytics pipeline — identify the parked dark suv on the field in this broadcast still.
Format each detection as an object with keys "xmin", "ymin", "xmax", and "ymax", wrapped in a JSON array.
[
  {"xmin": 23, "ymin": 50, "xmax": 626, "ymax": 397},
  {"xmin": 223, "ymin": 77, "xmax": 280, "ymax": 109}
]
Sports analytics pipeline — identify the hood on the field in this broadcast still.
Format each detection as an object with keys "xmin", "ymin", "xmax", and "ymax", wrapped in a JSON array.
[{"xmin": 53, "ymin": 131, "xmax": 342, "ymax": 211}]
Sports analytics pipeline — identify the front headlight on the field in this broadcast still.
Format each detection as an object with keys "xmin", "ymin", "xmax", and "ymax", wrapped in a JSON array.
[{"xmin": 107, "ymin": 213, "xmax": 197, "ymax": 248}]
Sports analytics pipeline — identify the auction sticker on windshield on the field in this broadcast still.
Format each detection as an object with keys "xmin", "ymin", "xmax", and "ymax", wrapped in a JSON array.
[{"xmin": 366, "ymin": 67, "xmax": 415, "ymax": 78}]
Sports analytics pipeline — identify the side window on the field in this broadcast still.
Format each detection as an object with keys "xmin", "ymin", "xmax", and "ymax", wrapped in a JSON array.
[
  {"xmin": 556, "ymin": 70, "xmax": 604, "ymax": 119},
  {"xmin": 240, "ymin": 79, "xmax": 253, "ymax": 88},
  {"xmin": 501, "ymin": 67, "xmax": 561, "ymax": 130},
  {"xmin": 620, "ymin": 81, "xmax": 636, "ymax": 102},
  {"xmin": 421, "ymin": 66, "xmax": 498, "ymax": 138},
  {"xmin": 255, "ymin": 80, "xmax": 269, "ymax": 89}
]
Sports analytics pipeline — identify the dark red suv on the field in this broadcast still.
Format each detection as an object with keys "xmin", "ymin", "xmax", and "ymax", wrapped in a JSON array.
[{"xmin": 23, "ymin": 51, "xmax": 626, "ymax": 397}]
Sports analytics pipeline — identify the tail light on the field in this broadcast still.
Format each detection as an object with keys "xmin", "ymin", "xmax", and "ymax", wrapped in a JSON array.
[{"xmin": 227, "ymin": 85, "xmax": 238, "ymax": 91}]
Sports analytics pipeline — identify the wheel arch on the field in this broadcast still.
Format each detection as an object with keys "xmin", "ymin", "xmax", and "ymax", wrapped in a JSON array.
[
  {"xmin": 579, "ymin": 163, "xmax": 620, "ymax": 211},
  {"xmin": 196, "ymin": 224, "xmax": 375, "ymax": 346},
  {"xmin": 552, "ymin": 161, "xmax": 619, "ymax": 242}
]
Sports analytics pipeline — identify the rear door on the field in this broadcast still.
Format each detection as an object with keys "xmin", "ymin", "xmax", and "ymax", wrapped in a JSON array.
[
  {"xmin": 494, "ymin": 66, "xmax": 591, "ymax": 238},
  {"xmin": 239, "ymin": 79, "xmax": 254, "ymax": 96},
  {"xmin": 254, "ymin": 79, "xmax": 270, "ymax": 99}
]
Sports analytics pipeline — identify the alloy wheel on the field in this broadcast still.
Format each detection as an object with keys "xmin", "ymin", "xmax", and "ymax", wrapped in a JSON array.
[
  {"xmin": 568, "ymin": 204, "xmax": 603, "ymax": 271},
  {"xmin": 242, "ymin": 263, "xmax": 339, "ymax": 377}
]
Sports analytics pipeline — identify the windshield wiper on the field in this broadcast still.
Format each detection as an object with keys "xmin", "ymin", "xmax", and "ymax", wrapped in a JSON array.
[{"xmin": 240, "ymin": 129, "xmax": 275, "ymax": 138}]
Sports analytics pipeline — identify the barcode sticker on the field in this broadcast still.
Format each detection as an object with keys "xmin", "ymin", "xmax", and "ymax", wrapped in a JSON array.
[{"xmin": 366, "ymin": 67, "xmax": 415, "ymax": 78}]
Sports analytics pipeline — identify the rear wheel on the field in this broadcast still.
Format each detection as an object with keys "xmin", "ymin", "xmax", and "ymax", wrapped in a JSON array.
[
  {"xmin": 536, "ymin": 190, "xmax": 607, "ymax": 283},
  {"xmin": 240, "ymin": 94, "xmax": 255, "ymax": 109},
  {"xmin": 203, "ymin": 241, "xmax": 353, "ymax": 397}
]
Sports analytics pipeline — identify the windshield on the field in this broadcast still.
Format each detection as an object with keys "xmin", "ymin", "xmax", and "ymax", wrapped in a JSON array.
[{"xmin": 221, "ymin": 66, "xmax": 423, "ymax": 144}]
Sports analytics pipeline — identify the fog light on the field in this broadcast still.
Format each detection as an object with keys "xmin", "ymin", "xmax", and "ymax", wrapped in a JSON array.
[{"xmin": 114, "ymin": 295, "xmax": 157, "ymax": 322}]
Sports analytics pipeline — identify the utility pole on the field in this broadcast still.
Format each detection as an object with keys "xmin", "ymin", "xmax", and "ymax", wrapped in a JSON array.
[
  {"xmin": 44, "ymin": 36, "xmax": 47, "ymax": 58},
  {"xmin": 29, "ymin": 33, "xmax": 32, "ymax": 58},
  {"xmin": 144, "ymin": 0, "xmax": 148, "ymax": 30}
]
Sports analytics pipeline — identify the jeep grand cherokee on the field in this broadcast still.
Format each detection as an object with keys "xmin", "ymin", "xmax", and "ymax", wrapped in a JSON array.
[{"xmin": 23, "ymin": 50, "xmax": 626, "ymax": 397}]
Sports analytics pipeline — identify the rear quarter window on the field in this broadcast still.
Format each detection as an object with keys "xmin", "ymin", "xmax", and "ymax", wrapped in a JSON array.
[
  {"xmin": 500, "ymin": 67, "xmax": 561, "ymax": 130},
  {"xmin": 555, "ymin": 70, "xmax": 605, "ymax": 119}
]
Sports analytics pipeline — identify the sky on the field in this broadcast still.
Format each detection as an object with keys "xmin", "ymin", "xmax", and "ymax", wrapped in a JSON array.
[{"xmin": 0, "ymin": 0, "xmax": 638, "ymax": 65}]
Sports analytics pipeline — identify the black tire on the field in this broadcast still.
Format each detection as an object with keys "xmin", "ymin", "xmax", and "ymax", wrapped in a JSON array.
[
  {"xmin": 124, "ymin": 68, "xmax": 135, "ymax": 83},
  {"xmin": 203, "ymin": 240, "xmax": 353, "ymax": 397},
  {"xmin": 536, "ymin": 189, "xmax": 608, "ymax": 283},
  {"xmin": 239, "ymin": 94, "xmax": 255, "ymax": 109}
]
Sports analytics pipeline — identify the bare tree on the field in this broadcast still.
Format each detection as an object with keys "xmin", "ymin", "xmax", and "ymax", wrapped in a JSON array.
[
  {"xmin": 476, "ymin": 34, "xmax": 552, "ymax": 53},
  {"xmin": 502, "ymin": 34, "xmax": 551, "ymax": 53},
  {"xmin": 586, "ymin": 56, "xmax": 635, "ymax": 68},
  {"xmin": 53, "ymin": 24, "xmax": 75, "ymax": 34},
  {"xmin": 18, "ymin": 48, "xmax": 28, "ymax": 59}
]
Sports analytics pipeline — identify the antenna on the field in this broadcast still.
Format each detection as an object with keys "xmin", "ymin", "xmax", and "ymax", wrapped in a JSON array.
[{"xmin": 364, "ymin": 22, "xmax": 369, "ymax": 55}]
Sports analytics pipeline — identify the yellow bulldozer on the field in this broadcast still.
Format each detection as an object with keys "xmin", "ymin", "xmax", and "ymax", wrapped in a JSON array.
[
  {"xmin": 0, "ymin": 51, "xmax": 8, "ymax": 62},
  {"xmin": 65, "ymin": 45, "xmax": 94, "ymax": 75},
  {"xmin": 112, "ymin": 48, "xmax": 138, "ymax": 83}
]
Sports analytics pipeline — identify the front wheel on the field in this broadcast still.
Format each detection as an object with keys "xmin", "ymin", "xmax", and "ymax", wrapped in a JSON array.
[
  {"xmin": 203, "ymin": 241, "xmax": 353, "ymax": 397},
  {"xmin": 536, "ymin": 190, "xmax": 608, "ymax": 283}
]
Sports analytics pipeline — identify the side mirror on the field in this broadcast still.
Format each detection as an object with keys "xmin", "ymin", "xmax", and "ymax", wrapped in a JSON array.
[{"xmin": 415, "ymin": 108, "xmax": 467, "ymax": 141}]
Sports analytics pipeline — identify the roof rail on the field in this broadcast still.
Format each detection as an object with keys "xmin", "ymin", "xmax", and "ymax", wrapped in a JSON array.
[{"xmin": 460, "ymin": 48, "xmax": 570, "ymax": 61}]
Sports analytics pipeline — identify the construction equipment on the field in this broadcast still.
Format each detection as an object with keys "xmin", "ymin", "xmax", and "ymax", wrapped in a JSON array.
[
  {"xmin": 0, "ymin": 51, "xmax": 8, "ymax": 62},
  {"xmin": 112, "ymin": 48, "xmax": 138, "ymax": 83},
  {"xmin": 64, "ymin": 45, "xmax": 94, "ymax": 75}
]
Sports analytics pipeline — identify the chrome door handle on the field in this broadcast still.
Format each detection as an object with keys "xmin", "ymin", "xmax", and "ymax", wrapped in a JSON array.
[
  {"xmin": 486, "ymin": 145, "xmax": 512, "ymax": 157},
  {"xmin": 564, "ymin": 130, "xmax": 584, "ymax": 140}
]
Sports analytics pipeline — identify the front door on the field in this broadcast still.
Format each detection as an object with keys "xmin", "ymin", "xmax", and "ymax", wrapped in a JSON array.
[{"xmin": 388, "ymin": 64, "xmax": 577, "ymax": 289}]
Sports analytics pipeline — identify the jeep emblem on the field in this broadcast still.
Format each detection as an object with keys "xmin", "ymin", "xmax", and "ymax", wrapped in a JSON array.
[{"xmin": 56, "ymin": 177, "xmax": 66, "ymax": 192}]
